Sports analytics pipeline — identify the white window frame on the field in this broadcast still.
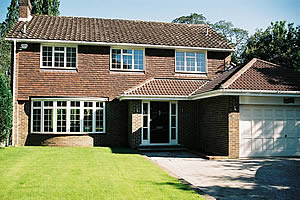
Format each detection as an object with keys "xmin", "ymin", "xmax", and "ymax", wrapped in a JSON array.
[
  {"xmin": 110, "ymin": 47, "xmax": 145, "ymax": 72},
  {"xmin": 175, "ymin": 50, "xmax": 207, "ymax": 74},
  {"xmin": 31, "ymin": 98, "xmax": 107, "ymax": 134},
  {"xmin": 40, "ymin": 44, "xmax": 78, "ymax": 70}
]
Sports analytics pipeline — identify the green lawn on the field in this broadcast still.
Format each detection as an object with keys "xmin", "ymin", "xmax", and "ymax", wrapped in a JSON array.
[{"xmin": 0, "ymin": 147, "xmax": 202, "ymax": 200}]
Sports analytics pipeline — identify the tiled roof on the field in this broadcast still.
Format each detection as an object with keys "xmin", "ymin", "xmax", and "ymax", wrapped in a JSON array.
[
  {"xmin": 192, "ymin": 66, "xmax": 241, "ymax": 95},
  {"xmin": 224, "ymin": 59, "xmax": 300, "ymax": 91},
  {"xmin": 123, "ymin": 78, "xmax": 208, "ymax": 96},
  {"xmin": 7, "ymin": 15, "xmax": 234, "ymax": 50}
]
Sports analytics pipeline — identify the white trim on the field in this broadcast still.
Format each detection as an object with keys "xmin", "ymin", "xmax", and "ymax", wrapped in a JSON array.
[
  {"xmin": 119, "ymin": 95, "xmax": 189, "ymax": 101},
  {"xmin": 110, "ymin": 47, "xmax": 145, "ymax": 71},
  {"xmin": 31, "ymin": 97, "xmax": 108, "ymax": 101},
  {"xmin": 31, "ymin": 98, "xmax": 106, "ymax": 134},
  {"xmin": 12, "ymin": 40, "xmax": 16, "ymax": 146},
  {"xmin": 18, "ymin": 16, "xmax": 32, "ymax": 22},
  {"xmin": 5, "ymin": 38, "xmax": 235, "ymax": 52},
  {"xmin": 40, "ymin": 44, "xmax": 78, "ymax": 70},
  {"xmin": 175, "ymin": 50, "xmax": 208, "ymax": 74}
]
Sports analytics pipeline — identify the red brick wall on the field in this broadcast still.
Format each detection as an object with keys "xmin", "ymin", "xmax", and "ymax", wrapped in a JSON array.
[
  {"xmin": 179, "ymin": 96, "xmax": 239, "ymax": 158},
  {"xmin": 15, "ymin": 43, "xmax": 230, "ymax": 101}
]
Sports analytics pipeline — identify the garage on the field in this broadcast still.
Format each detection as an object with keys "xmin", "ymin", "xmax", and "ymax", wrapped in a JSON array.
[{"xmin": 240, "ymin": 97, "xmax": 300, "ymax": 157}]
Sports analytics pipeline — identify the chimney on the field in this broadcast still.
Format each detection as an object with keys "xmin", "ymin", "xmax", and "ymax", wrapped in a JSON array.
[{"xmin": 19, "ymin": 0, "xmax": 32, "ymax": 21}]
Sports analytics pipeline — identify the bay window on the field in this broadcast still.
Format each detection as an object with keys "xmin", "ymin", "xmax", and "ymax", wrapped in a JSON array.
[
  {"xmin": 111, "ymin": 48, "xmax": 144, "ymax": 71},
  {"xmin": 175, "ymin": 51, "xmax": 206, "ymax": 73},
  {"xmin": 31, "ymin": 99, "xmax": 106, "ymax": 133},
  {"xmin": 41, "ymin": 45, "xmax": 77, "ymax": 69}
]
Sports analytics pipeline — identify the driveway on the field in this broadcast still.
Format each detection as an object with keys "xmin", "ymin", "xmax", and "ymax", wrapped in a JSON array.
[{"xmin": 144, "ymin": 151, "xmax": 300, "ymax": 200}]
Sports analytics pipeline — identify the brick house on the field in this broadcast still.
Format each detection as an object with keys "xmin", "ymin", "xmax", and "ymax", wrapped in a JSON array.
[{"xmin": 6, "ymin": 0, "xmax": 300, "ymax": 158}]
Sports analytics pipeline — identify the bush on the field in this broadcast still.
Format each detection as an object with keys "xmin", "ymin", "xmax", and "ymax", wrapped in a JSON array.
[{"xmin": 0, "ymin": 73, "xmax": 12, "ymax": 145}]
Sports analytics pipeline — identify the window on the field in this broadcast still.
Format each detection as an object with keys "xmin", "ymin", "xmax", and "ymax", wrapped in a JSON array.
[
  {"xmin": 111, "ymin": 48, "xmax": 144, "ymax": 71},
  {"xmin": 31, "ymin": 99, "xmax": 106, "ymax": 133},
  {"xmin": 175, "ymin": 51, "xmax": 206, "ymax": 73},
  {"xmin": 41, "ymin": 45, "xmax": 77, "ymax": 69}
]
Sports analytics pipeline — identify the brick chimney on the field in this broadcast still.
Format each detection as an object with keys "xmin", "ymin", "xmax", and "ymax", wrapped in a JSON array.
[{"xmin": 19, "ymin": 0, "xmax": 32, "ymax": 21}]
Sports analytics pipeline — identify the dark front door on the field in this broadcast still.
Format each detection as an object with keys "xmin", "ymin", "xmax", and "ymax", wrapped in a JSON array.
[{"xmin": 150, "ymin": 102, "xmax": 169, "ymax": 143}]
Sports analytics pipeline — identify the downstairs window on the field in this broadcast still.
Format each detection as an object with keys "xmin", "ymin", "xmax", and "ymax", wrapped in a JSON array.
[{"xmin": 31, "ymin": 99, "xmax": 106, "ymax": 133}]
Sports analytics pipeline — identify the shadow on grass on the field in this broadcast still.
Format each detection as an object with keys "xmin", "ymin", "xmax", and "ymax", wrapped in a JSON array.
[{"xmin": 109, "ymin": 147, "xmax": 138, "ymax": 154}]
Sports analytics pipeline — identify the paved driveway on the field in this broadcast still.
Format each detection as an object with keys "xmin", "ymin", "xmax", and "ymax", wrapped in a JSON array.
[{"xmin": 144, "ymin": 151, "xmax": 300, "ymax": 200}]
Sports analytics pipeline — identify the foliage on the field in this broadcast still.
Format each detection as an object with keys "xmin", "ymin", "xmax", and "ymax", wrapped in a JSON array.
[
  {"xmin": 0, "ymin": 0, "xmax": 60, "ymax": 86},
  {"xmin": 0, "ymin": 147, "xmax": 203, "ymax": 199},
  {"xmin": 242, "ymin": 21, "xmax": 300, "ymax": 71},
  {"xmin": 31, "ymin": 0, "xmax": 60, "ymax": 16},
  {"xmin": 172, "ymin": 13, "xmax": 249, "ymax": 64},
  {"xmin": 0, "ymin": 73, "xmax": 13, "ymax": 144},
  {"xmin": 172, "ymin": 13, "xmax": 208, "ymax": 24},
  {"xmin": 210, "ymin": 20, "xmax": 248, "ymax": 63}
]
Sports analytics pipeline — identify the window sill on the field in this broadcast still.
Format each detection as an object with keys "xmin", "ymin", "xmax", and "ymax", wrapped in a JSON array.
[
  {"xmin": 30, "ymin": 132, "xmax": 106, "ymax": 135},
  {"xmin": 175, "ymin": 72, "xmax": 207, "ymax": 77},
  {"xmin": 110, "ymin": 69, "xmax": 145, "ymax": 74},
  {"xmin": 40, "ymin": 67, "xmax": 77, "ymax": 72}
]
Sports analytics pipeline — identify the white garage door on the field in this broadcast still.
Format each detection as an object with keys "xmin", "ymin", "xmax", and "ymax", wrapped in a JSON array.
[{"xmin": 240, "ymin": 105, "xmax": 300, "ymax": 157}]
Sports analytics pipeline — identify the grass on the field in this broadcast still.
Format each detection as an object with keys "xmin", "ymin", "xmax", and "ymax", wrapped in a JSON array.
[{"xmin": 0, "ymin": 147, "xmax": 203, "ymax": 200}]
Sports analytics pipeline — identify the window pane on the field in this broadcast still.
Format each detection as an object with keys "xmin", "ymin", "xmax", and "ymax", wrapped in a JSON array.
[
  {"xmin": 171, "ymin": 116, "xmax": 176, "ymax": 128},
  {"xmin": 143, "ymin": 128, "xmax": 148, "ymax": 140},
  {"xmin": 57, "ymin": 101, "xmax": 67, "ymax": 107},
  {"xmin": 171, "ymin": 104, "xmax": 176, "ymax": 115},
  {"xmin": 96, "ymin": 102, "xmax": 103, "ymax": 108},
  {"xmin": 196, "ymin": 53, "xmax": 206, "ymax": 72},
  {"xmin": 176, "ymin": 52, "xmax": 184, "ymax": 71},
  {"xmin": 186, "ymin": 52, "xmax": 195, "ymax": 71},
  {"xmin": 57, "ymin": 109, "xmax": 67, "ymax": 132},
  {"xmin": 134, "ymin": 50, "xmax": 143, "ymax": 70},
  {"xmin": 33, "ymin": 101, "xmax": 41, "ymax": 107},
  {"xmin": 54, "ymin": 47, "xmax": 65, "ymax": 67},
  {"xmin": 33, "ymin": 109, "xmax": 41, "ymax": 132},
  {"xmin": 44, "ymin": 101, "xmax": 53, "ymax": 107},
  {"xmin": 66, "ymin": 47, "xmax": 76, "ymax": 68},
  {"xmin": 71, "ymin": 101, "xmax": 80, "ymax": 107},
  {"xmin": 83, "ymin": 109, "xmax": 93, "ymax": 132},
  {"xmin": 44, "ymin": 109, "xmax": 53, "ymax": 132},
  {"xmin": 96, "ymin": 109, "xmax": 104, "ymax": 132},
  {"xmin": 70, "ymin": 109, "xmax": 80, "ymax": 132},
  {"xmin": 171, "ymin": 128, "xmax": 176, "ymax": 140},
  {"xmin": 143, "ymin": 116, "xmax": 148, "ymax": 128},
  {"xmin": 112, "ymin": 49, "xmax": 121, "ymax": 69},
  {"xmin": 123, "ymin": 54, "xmax": 132, "ymax": 69},
  {"xmin": 84, "ymin": 102, "xmax": 93, "ymax": 107},
  {"xmin": 42, "ymin": 46, "xmax": 52, "ymax": 67},
  {"xmin": 143, "ymin": 103, "xmax": 148, "ymax": 114}
]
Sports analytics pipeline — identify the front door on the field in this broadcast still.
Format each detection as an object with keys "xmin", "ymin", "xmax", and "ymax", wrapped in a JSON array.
[
  {"xmin": 150, "ymin": 102, "xmax": 169, "ymax": 143},
  {"xmin": 141, "ymin": 101, "xmax": 178, "ymax": 145}
]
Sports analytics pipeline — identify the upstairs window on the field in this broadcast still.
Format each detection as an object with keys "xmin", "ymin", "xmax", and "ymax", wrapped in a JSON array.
[
  {"xmin": 41, "ymin": 45, "xmax": 77, "ymax": 69},
  {"xmin": 175, "ymin": 51, "xmax": 206, "ymax": 73},
  {"xmin": 111, "ymin": 48, "xmax": 144, "ymax": 71}
]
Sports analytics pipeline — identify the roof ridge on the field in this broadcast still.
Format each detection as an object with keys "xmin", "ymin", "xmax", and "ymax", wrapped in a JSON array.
[
  {"xmin": 123, "ymin": 78, "xmax": 154, "ymax": 95},
  {"xmin": 153, "ymin": 78, "xmax": 207, "ymax": 82},
  {"xmin": 255, "ymin": 58, "xmax": 281, "ymax": 67},
  {"xmin": 31, "ymin": 15, "xmax": 210, "ymax": 27},
  {"xmin": 221, "ymin": 58, "xmax": 257, "ymax": 89}
]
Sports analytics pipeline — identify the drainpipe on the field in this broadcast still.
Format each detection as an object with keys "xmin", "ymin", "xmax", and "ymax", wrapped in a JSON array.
[{"xmin": 11, "ymin": 39, "xmax": 17, "ymax": 146}]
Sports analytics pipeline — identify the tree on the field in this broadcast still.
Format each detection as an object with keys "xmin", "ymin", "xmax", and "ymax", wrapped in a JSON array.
[
  {"xmin": 172, "ymin": 13, "xmax": 208, "ymax": 24},
  {"xmin": 0, "ymin": 0, "xmax": 60, "ymax": 86},
  {"xmin": 211, "ymin": 20, "xmax": 248, "ymax": 63},
  {"xmin": 242, "ymin": 21, "xmax": 300, "ymax": 71},
  {"xmin": 172, "ymin": 13, "xmax": 249, "ymax": 64},
  {"xmin": 0, "ymin": 73, "xmax": 13, "ymax": 145}
]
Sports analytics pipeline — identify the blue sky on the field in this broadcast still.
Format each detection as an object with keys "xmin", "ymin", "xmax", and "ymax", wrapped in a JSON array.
[{"xmin": 0, "ymin": 0, "xmax": 299, "ymax": 34}]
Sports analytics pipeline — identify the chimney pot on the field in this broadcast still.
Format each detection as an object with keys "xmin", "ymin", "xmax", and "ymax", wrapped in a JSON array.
[{"xmin": 19, "ymin": 0, "xmax": 32, "ymax": 21}]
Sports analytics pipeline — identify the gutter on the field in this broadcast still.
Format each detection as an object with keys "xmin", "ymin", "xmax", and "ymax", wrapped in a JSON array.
[
  {"xmin": 12, "ymin": 39, "xmax": 17, "ymax": 146},
  {"xmin": 5, "ymin": 38, "xmax": 235, "ymax": 52},
  {"xmin": 118, "ymin": 95, "xmax": 189, "ymax": 101}
]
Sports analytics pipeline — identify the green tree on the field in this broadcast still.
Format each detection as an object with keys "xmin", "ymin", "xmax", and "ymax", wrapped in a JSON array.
[
  {"xmin": 172, "ymin": 13, "xmax": 248, "ymax": 64},
  {"xmin": 242, "ymin": 21, "xmax": 300, "ymax": 71},
  {"xmin": 211, "ymin": 20, "xmax": 248, "ymax": 63},
  {"xmin": 0, "ymin": 73, "xmax": 13, "ymax": 145},
  {"xmin": 172, "ymin": 13, "xmax": 208, "ymax": 24},
  {"xmin": 0, "ymin": 0, "xmax": 60, "ymax": 85}
]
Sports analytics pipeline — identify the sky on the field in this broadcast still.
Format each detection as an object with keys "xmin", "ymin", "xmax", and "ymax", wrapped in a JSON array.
[{"xmin": 0, "ymin": 0, "xmax": 299, "ymax": 35}]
